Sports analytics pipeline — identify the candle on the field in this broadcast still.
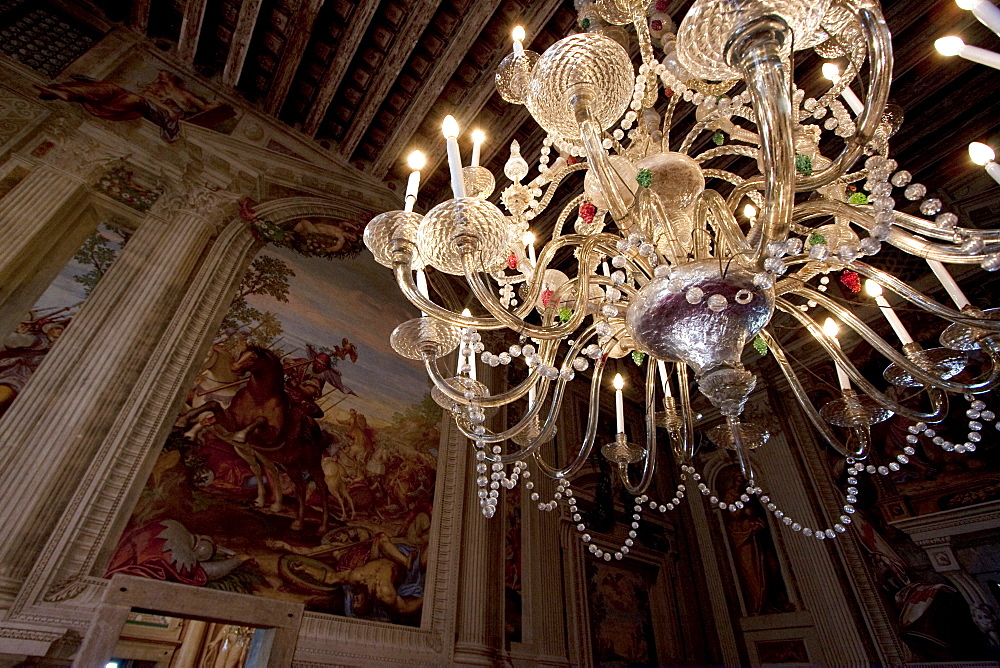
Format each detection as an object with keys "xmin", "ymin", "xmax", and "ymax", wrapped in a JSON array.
[
  {"xmin": 528, "ymin": 384, "xmax": 535, "ymax": 408},
  {"xmin": 935, "ymin": 36, "xmax": 1000, "ymax": 71},
  {"xmin": 523, "ymin": 231, "xmax": 536, "ymax": 266},
  {"xmin": 822, "ymin": 63, "xmax": 865, "ymax": 115},
  {"xmin": 926, "ymin": 259, "xmax": 971, "ymax": 309},
  {"xmin": 442, "ymin": 115, "xmax": 467, "ymax": 198},
  {"xmin": 657, "ymin": 360, "xmax": 672, "ymax": 397},
  {"xmin": 957, "ymin": 0, "xmax": 1000, "ymax": 38},
  {"xmin": 512, "ymin": 25, "xmax": 525, "ymax": 57},
  {"xmin": 404, "ymin": 150, "xmax": 425, "ymax": 213},
  {"xmin": 823, "ymin": 317, "xmax": 852, "ymax": 390},
  {"xmin": 415, "ymin": 268, "xmax": 429, "ymax": 316},
  {"xmin": 613, "ymin": 373, "xmax": 625, "ymax": 433},
  {"xmin": 865, "ymin": 280, "xmax": 914, "ymax": 344},
  {"xmin": 471, "ymin": 129, "xmax": 485, "ymax": 168},
  {"xmin": 969, "ymin": 142, "xmax": 1000, "ymax": 185}
]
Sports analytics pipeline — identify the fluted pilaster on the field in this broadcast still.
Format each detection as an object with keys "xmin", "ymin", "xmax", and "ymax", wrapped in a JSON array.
[
  {"xmin": 453, "ymin": 368, "xmax": 504, "ymax": 665},
  {"xmin": 0, "ymin": 165, "xmax": 91, "ymax": 336},
  {"xmin": 0, "ymin": 202, "xmax": 221, "ymax": 597}
]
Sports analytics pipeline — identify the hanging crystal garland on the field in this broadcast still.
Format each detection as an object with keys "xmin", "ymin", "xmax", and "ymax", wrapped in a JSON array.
[{"xmin": 363, "ymin": 0, "xmax": 1000, "ymax": 557}]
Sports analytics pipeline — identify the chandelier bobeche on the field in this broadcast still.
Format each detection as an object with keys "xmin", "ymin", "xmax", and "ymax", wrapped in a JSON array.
[{"xmin": 364, "ymin": 0, "xmax": 1000, "ymax": 560}]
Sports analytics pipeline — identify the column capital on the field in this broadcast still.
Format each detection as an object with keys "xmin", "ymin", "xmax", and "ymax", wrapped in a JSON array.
[
  {"xmin": 34, "ymin": 119, "xmax": 120, "ymax": 181},
  {"xmin": 150, "ymin": 183, "xmax": 240, "ymax": 230}
]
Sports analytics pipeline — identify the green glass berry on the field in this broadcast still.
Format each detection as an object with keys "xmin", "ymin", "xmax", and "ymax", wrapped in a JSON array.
[
  {"xmin": 795, "ymin": 153, "xmax": 813, "ymax": 177},
  {"xmin": 636, "ymin": 169, "xmax": 652, "ymax": 188},
  {"xmin": 847, "ymin": 192, "xmax": 869, "ymax": 205},
  {"xmin": 752, "ymin": 335, "xmax": 768, "ymax": 356},
  {"xmin": 712, "ymin": 131, "xmax": 725, "ymax": 146},
  {"xmin": 558, "ymin": 307, "xmax": 572, "ymax": 323},
  {"xmin": 632, "ymin": 351, "xmax": 645, "ymax": 365},
  {"xmin": 809, "ymin": 232, "xmax": 827, "ymax": 246}
]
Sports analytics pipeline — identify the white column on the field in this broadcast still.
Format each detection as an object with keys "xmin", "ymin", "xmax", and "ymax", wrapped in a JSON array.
[
  {"xmin": 0, "ymin": 164, "xmax": 92, "ymax": 337},
  {"xmin": 0, "ymin": 192, "xmax": 226, "ymax": 597}
]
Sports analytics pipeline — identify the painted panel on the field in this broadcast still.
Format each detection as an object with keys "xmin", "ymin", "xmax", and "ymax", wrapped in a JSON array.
[{"xmin": 106, "ymin": 215, "xmax": 441, "ymax": 626}]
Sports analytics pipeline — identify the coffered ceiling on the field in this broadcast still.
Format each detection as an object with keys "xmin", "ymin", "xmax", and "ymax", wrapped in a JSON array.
[{"xmin": 78, "ymin": 0, "xmax": 999, "ymax": 238}]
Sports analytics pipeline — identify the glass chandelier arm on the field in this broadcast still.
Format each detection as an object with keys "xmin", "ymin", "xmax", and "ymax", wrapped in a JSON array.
[
  {"xmin": 552, "ymin": 194, "xmax": 586, "ymax": 239},
  {"xmin": 696, "ymin": 189, "xmax": 753, "ymax": 263},
  {"xmin": 392, "ymin": 261, "xmax": 509, "ymax": 330},
  {"xmin": 891, "ymin": 208, "xmax": 1000, "ymax": 243},
  {"xmin": 454, "ymin": 325, "xmax": 600, "ymax": 456},
  {"xmin": 621, "ymin": 359, "xmax": 659, "ymax": 495},
  {"xmin": 534, "ymin": 334, "xmax": 618, "ymax": 479},
  {"xmin": 726, "ymin": 16, "xmax": 796, "ymax": 271},
  {"xmin": 791, "ymin": 200, "xmax": 999, "ymax": 263},
  {"xmin": 759, "ymin": 329, "xmax": 867, "ymax": 457},
  {"xmin": 795, "ymin": 3, "xmax": 893, "ymax": 190},
  {"xmin": 676, "ymin": 363, "xmax": 697, "ymax": 461},
  {"xmin": 694, "ymin": 145, "xmax": 759, "ymax": 163},
  {"xmin": 850, "ymin": 261, "xmax": 1000, "ymax": 332},
  {"xmin": 776, "ymin": 294, "xmax": 962, "ymax": 413},
  {"xmin": 462, "ymin": 251, "xmax": 592, "ymax": 340},
  {"xmin": 534, "ymin": 163, "xmax": 588, "ymax": 216}
]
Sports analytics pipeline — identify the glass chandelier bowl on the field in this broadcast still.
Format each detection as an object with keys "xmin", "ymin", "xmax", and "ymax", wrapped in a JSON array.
[
  {"xmin": 416, "ymin": 197, "xmax": 512, "ymax": 275},
  {"xmin": 526, "ymin": 32, "xmax": 634, "ymax": 142},
  {"xmin": 495, "ymin": 49, "xmax": 540, "ymax": 104},
  {"xmin": 707, "ymin": 421, "xmax": 770, "ymax": 450},
  {"xmin": 676, "ymin": 0, "xmax": 833, "ymax": 80},
  {"xmin": 390, "ymin": 317, "xmax": 462, "ymax": 360},
  {"xmin": 363, "ymin": 210, "xmax": 424, "ymax": 269},
  {"xmin": 883, "ymin": 348, "xmax": 969, "ymax": 388},
  {"xmin": 625, "ymin": 260, "xmax": 774, "ymax": 376},
  {"xmin": 462, "ymin": 166, "xmax": 496, "ymax": 199}
]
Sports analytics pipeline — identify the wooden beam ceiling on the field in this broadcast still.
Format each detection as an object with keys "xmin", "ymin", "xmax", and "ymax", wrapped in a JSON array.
[
  {"xmin": 222, "ymin": 0, "xmax": 264, "ymax": 87},
  {"xmin": 263, "ymin": 0, "xmax": 325, "ymax": 116}
]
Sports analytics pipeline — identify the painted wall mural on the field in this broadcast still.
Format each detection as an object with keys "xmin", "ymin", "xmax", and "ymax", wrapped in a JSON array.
[
  {"xmin": 106, "ymin": 208, "xmax": 441, "ymax": 626},
  {"xmin": 0, "ymin": 220, "xmax": 130, "ymax": 419},
  {"xmin": 585, "ymin": 558, "xmax": 660, "ymax": 666}
]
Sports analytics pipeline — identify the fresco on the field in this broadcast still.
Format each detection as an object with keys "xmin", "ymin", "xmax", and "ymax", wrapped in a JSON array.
[
  {"xmin": 585, "ymin": 558, "xmax": 659, "ymax": 666},
  {"xmin": 106, "ymin": 207, "xmax": 440, "ymax": 626},
  {"xmin": 0, "ymin": 220, "xmax": 130, "ymax": 419}
]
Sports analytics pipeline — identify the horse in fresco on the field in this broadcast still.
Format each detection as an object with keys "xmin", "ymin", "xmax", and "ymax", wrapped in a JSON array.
[{"xmin": 181, "ymin": 345, "xmax": 330, "ymax": 533}]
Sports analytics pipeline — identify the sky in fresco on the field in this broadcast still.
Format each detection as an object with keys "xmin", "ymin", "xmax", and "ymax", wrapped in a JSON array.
[{"xmin": 246, "ymin": 247, "xmax": 430, "ymax": 426}]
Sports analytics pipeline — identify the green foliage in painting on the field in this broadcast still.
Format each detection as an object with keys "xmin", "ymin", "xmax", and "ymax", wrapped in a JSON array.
[
  {"xmin": 220, "ymin": 255, "xmax": 295, "ymax": 347},
  {"xmin": 72, "ymin": 222, "xmax": 132, "ymax": 296}
]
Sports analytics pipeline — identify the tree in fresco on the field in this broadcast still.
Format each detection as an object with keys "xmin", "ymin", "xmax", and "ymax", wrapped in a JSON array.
[
  {"xmin": 220, "ymin": 255, "xmax": 295, "ymax": 347},
  {"xmin": 72, "ymin": 222, "xmax": 132, "ymax": 296}
]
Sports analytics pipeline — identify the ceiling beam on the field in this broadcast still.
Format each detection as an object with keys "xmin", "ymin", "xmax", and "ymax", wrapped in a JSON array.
[
  {"xmin": 128, "ymin": 0, "xmax": 151, "ymax": 34},
  {"xmin": 301, "ymin": 0, "xmax": 382, "ymax": 135},
  {"xmin": 222, "ymin": 0, "xmax": 264, "ymax": 87},
  {"xmin": 412, "ymin": 0, "xmax": 564, "ymax": 188},
  {"xmin": 370, "ymin": 0, "xmax": 505, "ymax": 178},
  {"xmin": 264, "ymin": 0, "xmax": 325, "ymax": 116},
  {"xmin": 335, "ymin": 0, "xmax": 445, "ymax": 153},
  {"xmin": 176, "ymin": 0, "xmax": 208, "ymax": 62}
]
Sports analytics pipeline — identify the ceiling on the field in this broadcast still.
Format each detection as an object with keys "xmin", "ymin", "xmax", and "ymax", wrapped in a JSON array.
[{"xmin": 72, "ymin": 0, "xmax": 1000, "ymax": 233}]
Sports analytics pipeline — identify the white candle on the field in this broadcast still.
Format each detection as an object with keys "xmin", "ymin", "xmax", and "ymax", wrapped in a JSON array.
[
  {"xmin": 528, "ymin": 384, "xmax": 535, "ymax": 408},
  {"xmin": 969, "ymin": 142, "xmax": 1000, "ymax": 185},
  {"xmin": 958, "ymin": 0, "xmax": 1000, "ymax": 38},
  {"xmin": 926, "ymin": 259, "xmax": 971, "ymax": 309},
  {"xmin": 657, "ymin": 360, "xmax": 672, "ymax": 397},
  {"xmin": 442, "ymin": 115, "xmax": 467, "ymax": 198},
  {"xmin": 471, "ymin": 129, "xmax": 485, "ymax": 168},
  {"xmin": 866, "ymin": 280, "xmax": 914, "ymax": 344},
  {"xmin": 404, "ymin": 150, "xmax": 425, "ymax": 213},
  {"xmin": 935, "ymin": 36, "xmax": 1000, "ymax": 71},
  {"xmin": 512, "ymin": 25, "xmax": 525, "ymax": 57},
  {"xmin": 823, "ymin": 318, "xmax": 852, "ymax": 390},
  {"xmin": 613, "ymin": 373, "xmax": 625, "ymax": 433},
  {"xmin": 822, "ymin": 63, "xmax": 865, "ymax": 115},
  {"xmin": 415, "ymin": 268, "xmax": 429, "ymax": 316},
  {"xmin": 523, "ymin": 231, "xmax": 536, "ymax": 266}
]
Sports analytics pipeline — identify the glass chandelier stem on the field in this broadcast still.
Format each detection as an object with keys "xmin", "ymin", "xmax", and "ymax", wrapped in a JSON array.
[
  {"xmin": 676, "ymin": 364, "xmax": 697, "ymax": 461},
  {"xmin": 726, "ymin": 15, "xmax": 796, "ymax": 271},
  {"xmin": 573, "ymin": 96, "xmax": 634, "ymax": 223},
  {"xmin": 760, "ymin": 329, "xmax": 868, "ymax": 458}
]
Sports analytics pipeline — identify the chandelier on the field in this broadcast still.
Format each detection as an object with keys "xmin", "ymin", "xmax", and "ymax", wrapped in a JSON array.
[{"xmin": 363, "ymin": 0, "xmax": 1000, "ymax": 561}]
